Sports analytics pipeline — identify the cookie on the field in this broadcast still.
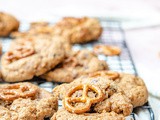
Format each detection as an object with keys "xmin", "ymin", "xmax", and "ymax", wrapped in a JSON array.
[
  {"xmin": 53, "ymin": 71, "xmax": 148, "ymax": 116},
  {"xmin": 0, "ymin": 82, "xmax": 58, "ymax": 120},
  {"xmin": 51, "ymin": 109, "xmax": 124, "ymax": 120},
  {"xmin": 53, "ymin": 17, "xmax": 102, "ymax": 44},
  {"xmin": 0, "ymin": 12, "xmax": 19, "ymax": 37},
  {"xmin": 1, "ymin": 36, "xmax": 66, "ymax": 82},
  {"xmin": 53, "ymin": 75, "xmax": 133, "ymax": 116},
  {"xmin": 41, "ymin": 50, "xmax": 108, "ymax": 82}
]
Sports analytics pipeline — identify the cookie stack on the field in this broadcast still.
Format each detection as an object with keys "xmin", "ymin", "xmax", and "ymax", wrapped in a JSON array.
[{"xmin": 0, "ymin": 12, "xmax": 148, "ymax": 120}]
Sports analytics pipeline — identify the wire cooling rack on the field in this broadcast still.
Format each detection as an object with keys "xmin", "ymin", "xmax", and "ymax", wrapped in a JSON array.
[{"xmin": 0, "ymin": 18, "xmax": 154, "ymax": 120}]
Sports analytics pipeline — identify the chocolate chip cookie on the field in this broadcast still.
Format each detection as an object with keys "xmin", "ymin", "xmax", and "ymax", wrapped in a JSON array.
[
  {"xmin": 41, "ymin": 50, "xmax": 108, "ymax": 82},
  {"xmin": 0, "ymin": 12, "xmax": 19, "ymax": 37},
  {"xmin": 1, "ymin": 36, "xmax": 66, "ymax": 82},
  {"xmin": 0, "ymin": 82, "xmax": 58, "ymax": 120}
]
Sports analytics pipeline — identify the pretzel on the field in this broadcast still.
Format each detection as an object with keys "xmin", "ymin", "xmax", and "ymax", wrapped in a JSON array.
[
  {"xmin": 89, "ymin": 71, "xmax": 119, "ymax": 80},
  {"xmin": 0, "ymin": 83, "xmax": 38, "ymax": 101},
  {"xmin": 5, "ymin": 44, "xmax": 35, "ymax": 62},
  {"xmin": 63, "ymin": 57, "xmax": 79, "ymax": 68},
  {"xmin": 93, "ymin": 45, "xmax": 121, "ymax": 56},
  {"xmin": 63, "ymin": 84, "xmax": 104, "ymax": 114}
]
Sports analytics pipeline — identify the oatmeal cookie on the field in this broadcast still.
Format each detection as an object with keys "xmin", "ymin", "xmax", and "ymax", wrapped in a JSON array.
[
  {"xmin": 1, "ymin": 36, "xmax": 66, "ymax": 82},
  {"xmin": 53, "ymin": 71, "xmax": 148, "ymax": 117},
  {"xmin": 53, "ymin": 76, "xmax": 133, "ymax": 116},
  {"xmin": 0, "ymin": 12, "xmax": 19, "ymax": 37},
  {"xmin": 51, "ymin": 109, "xmax": 124, "ymax": 120},
  {"xmin": 0, "ymin": 82, "xmax": 58, "ymax": 120},
  {"xmin": 53, "ymin": 17, "xmax": 102, "ymax": 44},
  {"xmin": 41, "ymin": 50, "xmax": 108, "ymax": 82}
]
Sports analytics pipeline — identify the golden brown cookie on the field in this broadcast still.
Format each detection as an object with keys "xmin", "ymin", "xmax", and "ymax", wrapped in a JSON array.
[
  {"xmin": 41, "ymin": 50, "xmax": 108, "ymax": 82},
  {"xmin": 51, "ymin": 109, "xmax": 124, "ymax": 120},
  {"xmin": 53, "ymin": 17, "xmax": 102, "ymax": 44},
  {"xmin": 0, "ymin": 82, "xmax": 58, "ymax": 120},
  {"xmin": 53, "ymin": 75, "xmax": 133, "ymax": 116},
  {"xmin": 1, "ymin": 36, "xmax": 66, "ymax": 82},
  {"xmin": 0, "ymin": 12, "xmax": 19, "ymax": 37},
  {"xmin": 53, "ymin": 71, "xmax": 148, "ymax": 117}
]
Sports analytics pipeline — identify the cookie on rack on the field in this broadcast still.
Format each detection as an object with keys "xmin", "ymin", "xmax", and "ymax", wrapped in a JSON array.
[
  {"xmin": 0, "ymin": 82, "xmax": 58, "ymax": 120},
  {"xmin": 53, "ymin": 71, "xmax": 148, "ymax": 117},
  {"xmin": 53, "ymin": 17, "xmax": 102, "ymax": 44},
  {"xmin": 0, "ymin": 12, "xmax": 19, "ymax": 37},
  {"xmin": 53, "ymin": 75, "xmax": 133, "ymax": 116},
  {"xmin": 41, "ymin": 50, "xmax": 108, "ymax": 82},
  {"xmin": 1, "ymin": 36, "xmax": 67, "ymax": 82},
  {"xmin": 51, "ymin": 109, "xmax": 124, "ymax": 120}
]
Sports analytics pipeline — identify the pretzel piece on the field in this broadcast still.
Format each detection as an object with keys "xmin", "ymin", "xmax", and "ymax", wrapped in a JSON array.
[
  {"xmin": 63, "ymin": 57, "xmax": 79, "ymax": 68},
  {"xmin": 0, "ymin": 83, "xmax": 38, "ymax": 101},
  {"xmin": 5, "ymin": 43, "xmax": 35, "ymax": 62},
  {"xmin": 93, "ymin": 45, "xmax": 121, "ymax": 56},
  {"xmin": 63, "ymin": 84, "xmax": 104, "ymax": 114},
  {"xmin": 89, "ymin": 71, "xmax": 119, "ymax": 80}
]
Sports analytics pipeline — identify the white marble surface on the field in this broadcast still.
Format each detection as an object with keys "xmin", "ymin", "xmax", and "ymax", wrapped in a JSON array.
[{"xmin": 0, "ymin": 0, "xmax": 160, "ymax": 119}]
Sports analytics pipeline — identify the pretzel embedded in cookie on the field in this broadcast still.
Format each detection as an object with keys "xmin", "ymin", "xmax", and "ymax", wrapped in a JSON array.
[
  {"xmin": 5, "ymin": 43, "xmax": 35, "ymax": 62},
  {"xmin": 0, "ymin": 83, "xmax": 38, "ymax": 101},
  {"xmin": 89, "ymin": 71, "xmax": 119, "ymax": 80},
  {"xmin": 93, "ymin": 45, "xmax": 121, "ymax": 56},
  {"xmin": 63, "ymin": 84, "xmax": 104, "ymax": 114},
  {"xmin": 63, "ymin": 57, "xmax": 79, "ymax": 68}
]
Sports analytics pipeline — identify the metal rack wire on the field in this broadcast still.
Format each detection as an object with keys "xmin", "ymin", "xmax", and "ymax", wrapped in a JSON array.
[{"xmin": 0, "ymin": 18, "xmax": 154, "ymax": 120}]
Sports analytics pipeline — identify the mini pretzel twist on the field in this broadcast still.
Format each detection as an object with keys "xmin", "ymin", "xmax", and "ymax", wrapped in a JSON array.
[
  {"xmin": 5, "ymin": 43, "xmax": 35, "ymax": 62},
  {"xmin": 93, "ymin": 45, "xmax": 121, "ymax": 56},
  {"xmin": 63, "ymin": 84, "xmax": 104, "ymax": 114},
  {"xmin": 0, "ymin": 83, "xmax": 38, "ymax": 101},
  {"xmin": 89, "ymin": 71, "xmax": 119, "ymax": 80}
]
